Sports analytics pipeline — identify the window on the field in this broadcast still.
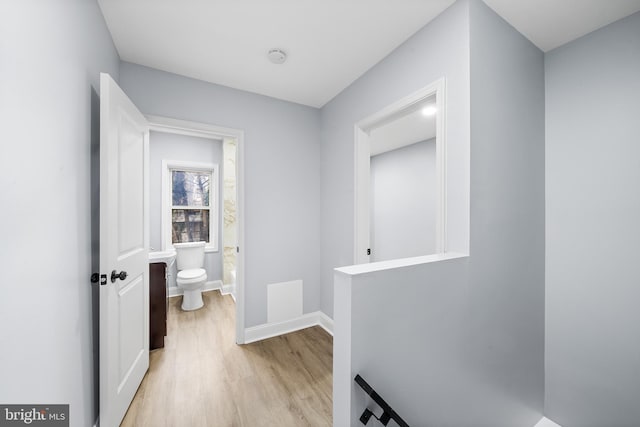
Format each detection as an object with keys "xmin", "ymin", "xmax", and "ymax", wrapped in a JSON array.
[{"xmin": 162, "ymin": 161, "xmax": 219, "ymax": 251}]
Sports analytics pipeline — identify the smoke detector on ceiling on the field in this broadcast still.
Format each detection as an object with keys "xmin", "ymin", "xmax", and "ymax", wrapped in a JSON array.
[{"xmin": 267, "ymin": 48, "xmax": 287, "ymax": 64}]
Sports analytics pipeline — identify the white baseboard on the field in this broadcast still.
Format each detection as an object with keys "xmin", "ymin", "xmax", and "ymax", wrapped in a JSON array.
[
  {"xmin": 317, "ymin": 311, "xmax": 334, "ymax": 336},
  {"xmin": 220, "ymin": 283, "xmax": 236, "ymax": 302},
  {"xmin": 205, "ymin": 280, "xmax": 223, "ymax": 291},
  {"xmin": 244, "ymin": 310, "xmax": 333, "ymax": 344},
  {"xmin": 221, "ymin": 283, "xmax": 235, "ymax": 295},
  {"xmin": 534, "ymin": 417, "xmax": 562, "ymax": 427},
  {"xmin": 167, "ymin": 280, "xmax": 222, "ymax": 297}
]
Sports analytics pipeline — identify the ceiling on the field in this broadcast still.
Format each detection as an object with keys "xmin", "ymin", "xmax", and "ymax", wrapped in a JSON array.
[
  {"xmin": 370, "ymin": 99, "xmax": 437, "ymax": 157},
  {"xmin": 98, "ymin": 0, "xmax": 640, "ymax": 108}
]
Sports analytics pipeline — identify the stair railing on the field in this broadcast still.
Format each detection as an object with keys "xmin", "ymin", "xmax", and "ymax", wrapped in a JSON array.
[{"xmin": 354, "ymin": 374, "xmax": 410, "ymax": 427}]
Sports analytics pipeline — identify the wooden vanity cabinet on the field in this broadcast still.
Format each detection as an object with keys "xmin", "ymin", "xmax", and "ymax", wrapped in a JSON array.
[{"xmin": 149, "ymin": 262, "xmax": 167, "ymax": 350}]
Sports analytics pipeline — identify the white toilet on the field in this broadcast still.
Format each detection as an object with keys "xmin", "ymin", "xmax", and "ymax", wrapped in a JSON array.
[{"xmin": 174, "ymin": 241, "xmax": 207, "ymax": 311}]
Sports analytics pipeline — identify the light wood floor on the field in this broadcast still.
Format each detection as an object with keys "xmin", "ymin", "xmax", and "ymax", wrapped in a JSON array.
[{"xmin": 121, "ymin": 291, "xmax": 333, "ymax": 427}]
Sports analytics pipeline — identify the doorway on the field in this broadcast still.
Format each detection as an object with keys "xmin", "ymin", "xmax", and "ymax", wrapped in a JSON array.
[{"xmin": 146, "ymin": 115, "xmax": 246, "ymax": 344}]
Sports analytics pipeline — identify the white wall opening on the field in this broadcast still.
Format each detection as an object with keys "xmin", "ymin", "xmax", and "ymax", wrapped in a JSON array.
[
  {"xmin": 146, "ymin": 115, "xmax": 247, "ymax": 344},
  {"xmin": 354, "ymin": 78, "xmax": 447, "ymax": 264}
]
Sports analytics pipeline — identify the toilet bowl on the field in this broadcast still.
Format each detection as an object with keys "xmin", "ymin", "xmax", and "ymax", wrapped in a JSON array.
[{"xmin": 174, "ymin": 241, "xmax": 207, "ymax": 311}]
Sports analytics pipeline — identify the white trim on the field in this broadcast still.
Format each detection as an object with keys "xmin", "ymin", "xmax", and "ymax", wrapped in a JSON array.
[
  {"xmin": 168, "ymin": 287, "xmax": 182, "ymax": 298},
  {"xmin": 357, "ymin": 79, "xmax": 443, "ymax": 130},
  {"xmin": 167, "ymin": 280, "xmax": 222, "ymax": 297},
  {"xmin": 146, "ymin": 115, "xmax": 246, "ymax": 345},
  {"xmin": 221, "ymin": 283, "xmax": 235, "ymax": 296},
  {"xmin": 336, "ymin": 252, "xmax": 467, "ymax": 277},
  {"xmin": 354, "ymin": 127, "xmax": 370, "ymax": 264},
  {"xmin": 147, "ymin": 115, "xmax": 239, "ymax": 140},
  {"xmin": 317, "ymin": 311, "xmax": 334, "ymax": 336},
  {"xmin": 354, "ymin": 78, "xmax": 447, "ymax": 262},
  {"xmin": 244, "ymin": 311, "xmax": 334, "ymax": 344},
  {"xmin": 161, "ymin": 160, "xmax": 219, "ymax": 252},
  {"xmin": 144, "ymin": 125, "xmax": 150, "ymax": 257},
  {"xmin": 235, "ymin": 127, "xmax": 246, "ymax": 344},
  {"xmin": 434, "ymin": 79, "xmax": 447, "ymax": 253}
]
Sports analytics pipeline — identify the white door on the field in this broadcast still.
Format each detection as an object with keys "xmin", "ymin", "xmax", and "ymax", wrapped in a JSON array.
[{"xmin": 99, "ymin": 73, "xmax": 149, "ymax": 427}]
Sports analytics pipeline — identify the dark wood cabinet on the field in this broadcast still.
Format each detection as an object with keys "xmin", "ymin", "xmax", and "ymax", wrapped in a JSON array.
[{"xmin": 149, "ymin": 262, "xmax": 167, "ymax": 350}]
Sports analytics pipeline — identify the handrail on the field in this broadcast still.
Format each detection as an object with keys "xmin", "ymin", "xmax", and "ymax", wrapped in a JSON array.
[{"xmin": 354, "ymin": 374, "xmax": 410, "ymax": 427}]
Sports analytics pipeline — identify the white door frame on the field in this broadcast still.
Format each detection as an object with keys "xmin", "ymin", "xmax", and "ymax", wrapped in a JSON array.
[
  {"xmin": 354, "ymin": 78, "xmax": 447, "ymax": 264},
  {"xmin": 145, "ymin": 115, "xmax": 246, "ymax": 344}
]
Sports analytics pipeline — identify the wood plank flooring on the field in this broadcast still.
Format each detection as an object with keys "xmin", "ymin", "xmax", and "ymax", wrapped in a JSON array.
[{"xmin": 121, "ymin": 291, "xmax": 333, "ymax": 427}]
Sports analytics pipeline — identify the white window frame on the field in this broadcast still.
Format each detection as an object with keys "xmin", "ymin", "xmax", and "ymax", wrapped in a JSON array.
[{"xmin": 161, "ymin": 159, "xmax": 219, "ymax": 252}]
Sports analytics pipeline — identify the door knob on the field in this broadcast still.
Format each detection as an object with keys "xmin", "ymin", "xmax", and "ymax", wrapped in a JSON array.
[{"xmin": 111, "ymin": 270, "xmax": 128, "ymax": 283}]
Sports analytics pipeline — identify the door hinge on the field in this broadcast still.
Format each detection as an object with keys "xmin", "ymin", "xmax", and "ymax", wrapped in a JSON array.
[
  {"xmin": 367, "ymin": 248, "xmax": 371, "ymax": 256},
  {"xmin": 91, "ymin": 273, "xmax": 108, "ymax": 285},
  {"xmin": 236, "ymin": 246, "xmax": 240, "ymax": 253}
]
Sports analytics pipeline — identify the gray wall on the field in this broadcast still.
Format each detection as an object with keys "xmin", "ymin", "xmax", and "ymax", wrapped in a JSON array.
[
  {"xmin": 370, "ymin": 139, "xmax": 437, "ymax": 261},
  {"xmin": 468, "ymin": 0, "xmax": 546, "ymax": 422},
  {"xmin": 545, "ymin": 11, "xmax": 640, "ymax": 426},
  {"xmin": 119, "ymin": 62, "xmax": 322, "ymax": 327},
  {"xmin": 0, "ymin": 1, "xmax": 120, "ymax": 426},
  {"xmin": 320, "ymin": 0, "xmax": 471, "ymax": 317},
  {"xmin": 334, "ymin": 1, "xmax": 545, "ymax": 425},
  {"xmin": 149, "ymin": 131, "xmax": 224, "ymax": 285},
  {"xmin": 335, "ymin": 257, "xmax": 470, "ymax": 425}
]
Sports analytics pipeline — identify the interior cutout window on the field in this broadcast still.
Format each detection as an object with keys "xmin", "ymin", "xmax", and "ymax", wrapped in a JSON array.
[
  {"xmin": 368, "ymin": 97, "xmax": 437, "ymax": 262},
  {"xmin": 354, "ymin": 78, "xmax": 447, "ymax": 264}
]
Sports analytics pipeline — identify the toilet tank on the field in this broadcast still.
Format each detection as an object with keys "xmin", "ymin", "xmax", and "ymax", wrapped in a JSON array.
[{"xmin": 174, "ymin": 241, "xmax": 206, "ymax": 270}]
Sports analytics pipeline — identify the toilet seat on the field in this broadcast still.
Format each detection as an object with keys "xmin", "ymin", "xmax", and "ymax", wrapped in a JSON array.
[{"xmin": 177, "ymin": 268, "xmax": 206, "ymax": 285}]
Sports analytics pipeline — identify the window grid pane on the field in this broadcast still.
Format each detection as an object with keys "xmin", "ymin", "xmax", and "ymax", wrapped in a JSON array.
[
  {"xmin": 172, "ymin": 170, "xmax": 210, "ymax": 207},
  {"xmin": 171, "ymin": 209, "xmax": 210, "ymax": 243}
]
